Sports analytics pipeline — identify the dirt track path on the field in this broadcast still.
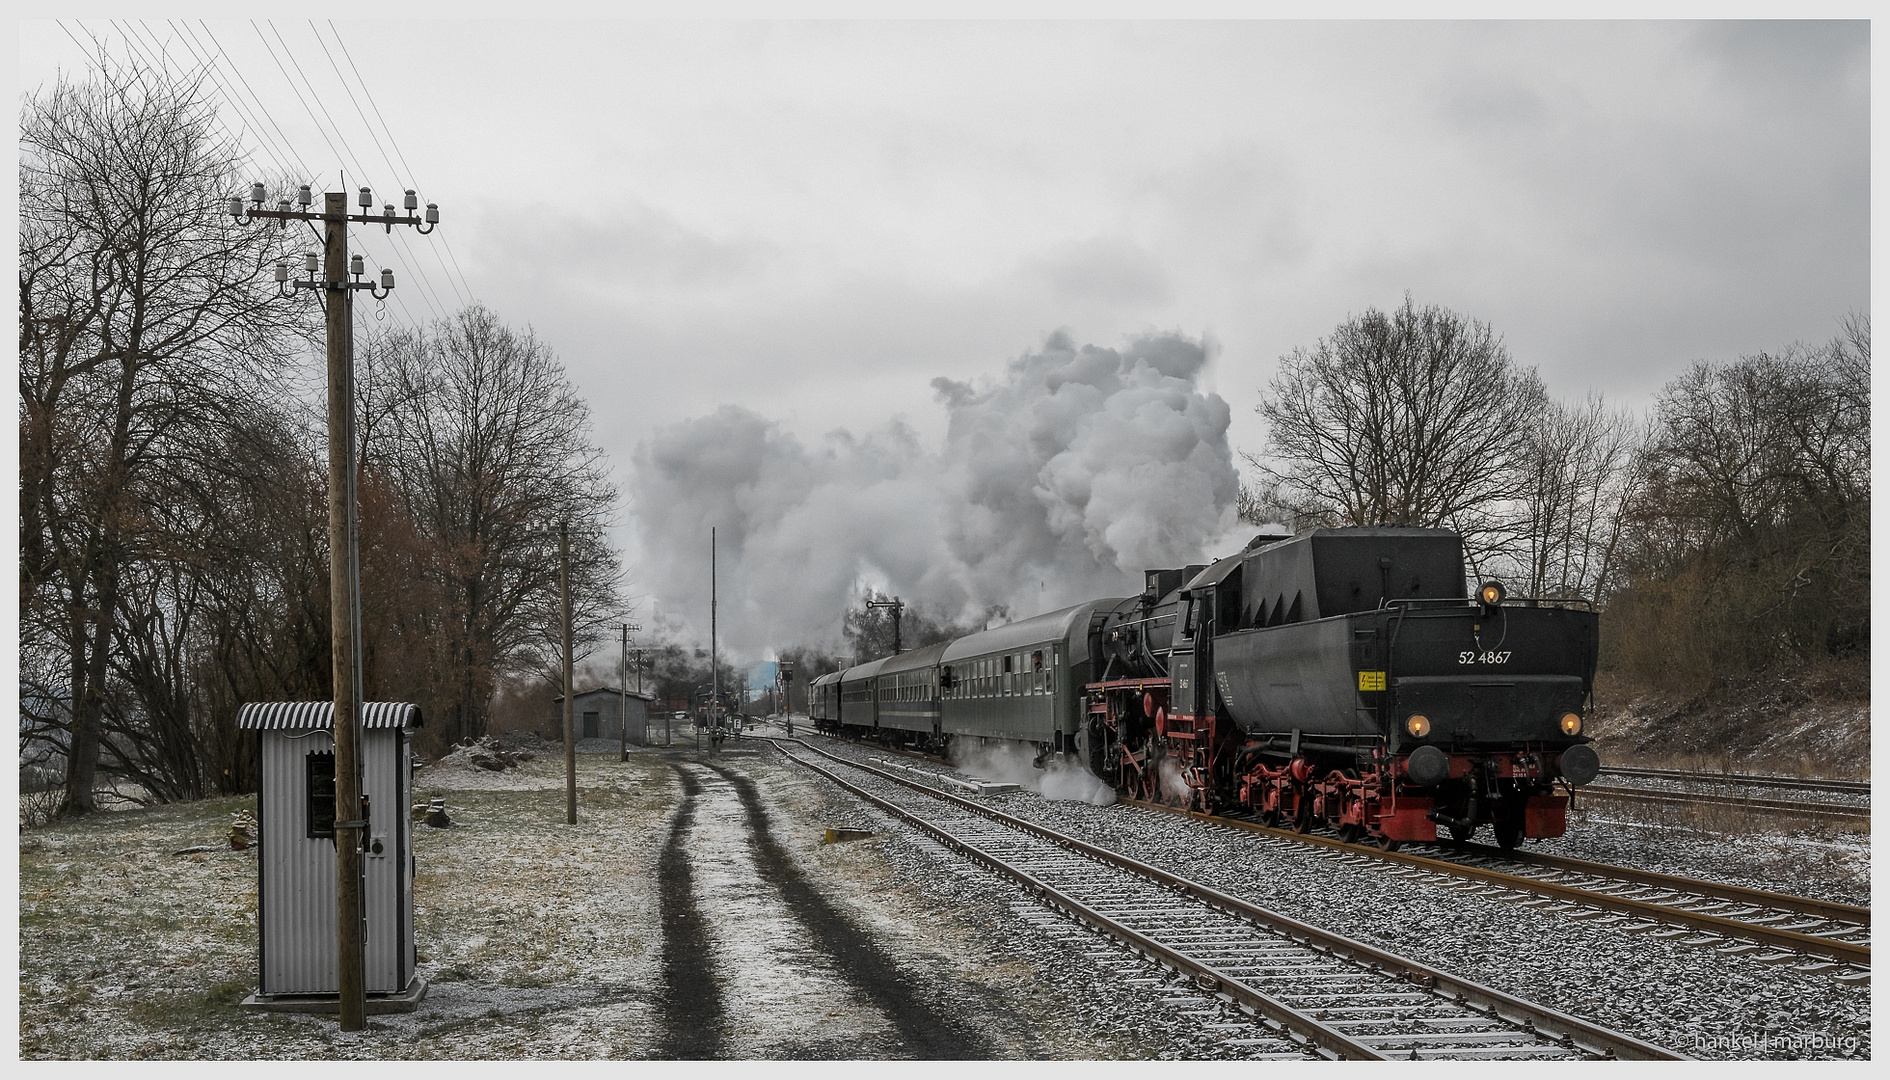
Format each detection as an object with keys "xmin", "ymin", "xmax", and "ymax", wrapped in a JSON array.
[{"xmin": 654, "ymin": 760, "xmax": 991, "ymax": 1058}]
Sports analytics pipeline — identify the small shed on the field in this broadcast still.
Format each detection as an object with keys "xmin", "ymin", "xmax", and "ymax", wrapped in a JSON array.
[
  {"xmin": 552, "ymin": 686, "xmax": 657, "ymax": 744},
  {"xmin": 237, "ymin": 701, "xmax": 423, "ymax": 1007}
]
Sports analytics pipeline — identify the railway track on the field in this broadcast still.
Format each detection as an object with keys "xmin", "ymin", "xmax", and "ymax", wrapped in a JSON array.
[
  {"xmin": 1599, "ymin": 765, "xmax": 1870, "ymax": 796},
  {"xmin": 766, "ymin": 736, "xmax": 1680, "ymax": 1061},
  {"xmin": 1579, "ymin": 783, "xmax": 1870, "ymax": 822},
  {"xmin": 1128, "ymin": 800, "xmax": 1870, "ymax": 982}
]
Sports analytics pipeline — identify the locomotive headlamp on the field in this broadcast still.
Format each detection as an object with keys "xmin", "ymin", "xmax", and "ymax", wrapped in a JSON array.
[
  {"xmin": 1560, "ymin": 712, "xmax": 1583, "ymax": 736},
  {"xmin": 1478, "ymin": 580, "xmax": 1506, "ymax": 609},
  {"xmin": 1405, "ymin": 714, "xmax": 1431, "ymax": 737}
]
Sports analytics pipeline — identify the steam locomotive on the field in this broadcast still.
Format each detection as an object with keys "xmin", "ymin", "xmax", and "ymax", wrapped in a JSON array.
[{"xmin": 810, "ymin": 526, "xmax": 1602, "ymax": 849}]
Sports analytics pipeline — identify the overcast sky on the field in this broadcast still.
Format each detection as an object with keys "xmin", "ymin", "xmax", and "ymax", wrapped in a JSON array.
[{"xmin": 18, "ymin": 18, "xmax": 1870, "ymax": 656}]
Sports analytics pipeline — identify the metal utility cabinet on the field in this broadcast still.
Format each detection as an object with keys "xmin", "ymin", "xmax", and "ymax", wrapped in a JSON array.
[{"xmin": 237, "ymin": 701, "xmax": 423, "ymax": 1008}]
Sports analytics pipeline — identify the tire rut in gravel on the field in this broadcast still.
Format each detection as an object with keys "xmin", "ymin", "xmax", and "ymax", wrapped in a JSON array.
[
  {"xmin": 704, "ymin": 762, "xmax": 995, "ymax": 1059},
  {"xmin": 653, "ymin": 765, "xmax": 723, "ymax": 1059}
]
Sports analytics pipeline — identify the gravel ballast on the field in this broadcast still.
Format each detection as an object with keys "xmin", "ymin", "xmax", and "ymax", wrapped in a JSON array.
[{"xmin": 789, "ymin": 730, "xmax": 1870, "ymax": 1061}]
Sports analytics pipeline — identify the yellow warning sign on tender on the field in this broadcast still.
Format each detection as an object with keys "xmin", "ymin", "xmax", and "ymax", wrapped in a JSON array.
[{"xmin": 1357, "ymin": 670, "xmax": 1387, "ymax": 691}]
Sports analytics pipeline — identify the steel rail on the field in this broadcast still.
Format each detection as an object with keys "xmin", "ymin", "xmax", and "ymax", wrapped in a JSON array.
[
  {"xmin": 767, "ymin": 736, "xmax": 1681, "ymax": 1061},
  {"xmin": 1127, "ymin": 800, "xmax": 1870, "ymax": 971},
  {"xmin": 773, "ymin": 745, "xmax": 1370, "ymax": 1060},
  {"xmin": 1447, "ymin": 841, "xmax": 1870, "ymax": 926},
  {"xmin": 1581, "ymin": 784, "xmax": 1870, "ymax": 821},
  {"xmin": 1599, "ymin": 766, "xmax": 1870, "ymax": 795}
]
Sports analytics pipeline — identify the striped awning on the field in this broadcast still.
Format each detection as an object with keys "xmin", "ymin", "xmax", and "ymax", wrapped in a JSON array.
[{"xmin": 236, "ymin": 701, "xmax": 422, "ymax": 731}]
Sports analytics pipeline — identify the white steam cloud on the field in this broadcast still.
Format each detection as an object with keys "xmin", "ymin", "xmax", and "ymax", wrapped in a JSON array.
[
  {"xmin": 951, "ymin": 740, "xmax": 1118, "ymax": 806},
  {"xmin": 629, "ymin": 331, "xmax": 1240, "ymax": 655}
]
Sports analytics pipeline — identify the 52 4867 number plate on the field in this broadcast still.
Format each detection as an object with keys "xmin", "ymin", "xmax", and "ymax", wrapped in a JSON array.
[{"xmin": 1459, "ymin": 650, "xmax": 1512, "ymax": 665}]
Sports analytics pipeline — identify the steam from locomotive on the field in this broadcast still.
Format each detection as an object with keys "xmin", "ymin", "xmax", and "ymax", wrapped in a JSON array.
[{"xmin": 630, "ymin": 330, "xmax": 1241, "ymax": 652}]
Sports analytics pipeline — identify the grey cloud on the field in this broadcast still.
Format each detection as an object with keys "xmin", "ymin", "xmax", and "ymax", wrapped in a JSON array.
[
  {"xmin": 483, "ymin": 202, "xmax": 778, "ymax": 291},
  {"xmin": 1028, "ymin": 235, "xmax": 1173, "ymax": 307},
  {"xmin": 1691, "ymin": 20, "xmax": 1868, "ymax": 93},
  {"xmin": 1436, "ymin": 72, "xmax": 1549, "ymax": 131},
  {"xmin": 1135, "ymin": 145, "xmax": 1309, "ymax": 275}
]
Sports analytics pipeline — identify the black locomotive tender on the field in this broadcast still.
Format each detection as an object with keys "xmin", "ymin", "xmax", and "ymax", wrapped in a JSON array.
[{"xmin": 811, "ymin": 526, "xmax": 1602, "ymax": 849}]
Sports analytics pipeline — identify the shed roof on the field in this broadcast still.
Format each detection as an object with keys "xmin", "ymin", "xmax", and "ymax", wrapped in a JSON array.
[
  {"xmin": 554, "ymin": 686, "xmax": 658, "ymax": 703},
  {"xmin": 236, "ymin": 701, "xmax": 422, "ymax": 731}
]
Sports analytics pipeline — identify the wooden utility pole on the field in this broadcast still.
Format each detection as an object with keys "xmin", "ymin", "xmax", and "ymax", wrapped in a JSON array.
[
  {"xmin": 613, "ymin": 622, "xmax": 639, "ymax": 761},
  {"xmin": 321, "ymin": 192, "xmax": 367, "ymax": 1032},
  {"xmin": 235, "ymin": 181, "xmax": 437, "ymax": 1032},
  {"xmin": 710, "ymin": 526, "xmax": 718, "ymax": 747},
  {"xmin": 619, "ymin": 624, "xmax": 629, "ymax": 762},
  {"xmin": 562, "ymin": 519, "xmax": 576, "ymax": 825}
]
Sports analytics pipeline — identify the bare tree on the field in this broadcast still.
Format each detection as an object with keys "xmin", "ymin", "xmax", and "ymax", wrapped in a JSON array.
[
  {"xmin": 1510, "ymin": 395, "xmax": 1646, "ymax": 602},
  {"xmin": 1246, "ymin": 295, "xmax": 1548, "ymax": 552},
  {"xmin": 1607, "ymin": 320, "xmax": 1869, "ymax": 684},
  {"xmin": 18, "ymin": 57, "xmax": 300, "ymax": 813},
  {"xmin": 366, "ymin": 306, "xmax": 625, "ymax": 744}
]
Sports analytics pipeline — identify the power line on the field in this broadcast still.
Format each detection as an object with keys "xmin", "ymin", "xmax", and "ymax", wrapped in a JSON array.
[
  {"xmin": 308, "ymin": 23, "xmax": 402, "ymax": 192},
  {"xmin": 117, "ymin": 21, "xmax": 256, "ymax": 170},
  {"xmin": 63, "ymin": 21, "xmax": 250, "ymax": 176},
  {"xmin": 250, "ymin": 21, "xmax": 354, "ymax": 186},
  {"xmin": 59, "ymin": 19, "xmax": 454, "ymax": 331},
  {"xmin": 163, "ymin": 20, "xmax": 301, "ymax": 179},
  {"xmin": 257, "ymin": 22, "xmax": 454, "ymax": 323},
  {"xmin": 177, "ymin": 29, "xmax": 429, "ymax": 333},
  {"xmin": 322, "ymin": 21, "xmax": 476, "ymax": 309},
  {"xmin": 193, "ymin": 21, "xmax": 323, "ymax": 186},
  {"xmin": 133, "ymin": 21, "xmax": 427, "ymax": 336}
]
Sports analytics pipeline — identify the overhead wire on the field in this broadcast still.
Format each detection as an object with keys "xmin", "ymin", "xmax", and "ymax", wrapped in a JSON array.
[
  {"xmin": 325, "ymin": 20, "xmax": 478, "ymax": 307},
  {"xmin": 116, "ymin": 20, "xmax": 255, "ymax": 171},
  {"xmin": 248, "ymin": 22, "xmax": 355, "ymax": 181},
  {"xmin": 260, "ymin": 21, "xmax": 453, "ymax": 325},
  {"xmin": 313, "ymin": 21, "xmax": 471, "ymax": 316},
  {"xmin": 53, "ymin": 19, "xmax": 455, "ymax": 333},
  {"xmin": 192, "ymin": 21, "xmax": 428, "ymax": 331},
  {"xmin": 152, "ymin": 19, "xmax": 428, "ymax": 334},
  {"xmin": 193, "ymin": 20, "xmax": 326, "ymax": 188},
  {"xmin": 303, "ymin": 18, "xmax": 460, "ymax": 318},
  {"xmin": 67, "ymin": 20, "xmax": 249, "ymax": 174},
  {"xmin": 162, "ymin": 20, "xmax": 303, "ymax": 181}
]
